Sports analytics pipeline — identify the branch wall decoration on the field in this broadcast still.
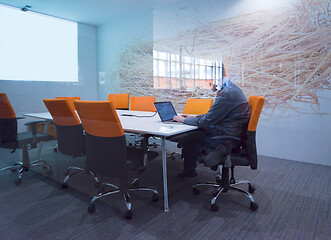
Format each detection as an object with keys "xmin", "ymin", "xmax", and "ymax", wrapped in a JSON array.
[{"xmin": 107, "ymin": 0, "xmax": 330, "ymax": 114}]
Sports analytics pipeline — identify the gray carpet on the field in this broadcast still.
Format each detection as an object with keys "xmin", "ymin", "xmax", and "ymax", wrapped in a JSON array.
[{"xmin": 0, "ymin": 140, "xmax": 330, "ymax": 240}]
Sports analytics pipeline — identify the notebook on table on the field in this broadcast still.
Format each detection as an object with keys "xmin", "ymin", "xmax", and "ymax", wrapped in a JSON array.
[{"xmin": 154, "ymin": 101, "xmax": 182, "ymax": 124}]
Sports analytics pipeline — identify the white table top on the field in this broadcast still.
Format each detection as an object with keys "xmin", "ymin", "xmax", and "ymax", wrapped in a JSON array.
[{"xmin": 24, "ymin": 110, "xmax": 198, "ymax": 137}]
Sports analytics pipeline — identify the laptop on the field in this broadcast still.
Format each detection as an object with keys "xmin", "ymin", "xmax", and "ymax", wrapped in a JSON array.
[{"xmin": 154, "ymin": 101, "xmax": 181, "ymax": 123}]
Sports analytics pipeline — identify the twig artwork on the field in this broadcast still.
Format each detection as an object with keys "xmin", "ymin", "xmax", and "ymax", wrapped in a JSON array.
[{"xmin": 107, "ymin": 0, "xmax": 330, "ymax": 113}]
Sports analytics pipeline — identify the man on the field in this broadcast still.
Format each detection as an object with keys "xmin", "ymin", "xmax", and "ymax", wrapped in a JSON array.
[{"xmin": 173, "ymin": 67, "xmax": 250, "ymax": 178}]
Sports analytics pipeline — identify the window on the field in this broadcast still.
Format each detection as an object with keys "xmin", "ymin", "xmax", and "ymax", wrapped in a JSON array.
[
  {"xmin": 0, "ymin": 4, "xmax": 78, "ymax": 82},
  {"xmin": 153, "ymin": 50, "xmax": 222, "ymax": 90}
]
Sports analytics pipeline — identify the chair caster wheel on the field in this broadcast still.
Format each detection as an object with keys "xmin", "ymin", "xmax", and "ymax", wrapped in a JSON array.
[
  {"xmin": 61, "ymin": 183, "xmax": 68, "ymax": 188},
  {"xmin": 193, "ymin": 187, "xmax": 200, "ymax": 195},
  {"xmin": 211, "ymin": 203, "xmax": 218, "ymax": 212},
  {"xmin": 15, "ymin": 179, "xmax": 22, "ymax": 185},
  {"xmin": 250, "ymin": 202, "xmax": 258, "ymax": 211},
  {"xmin": 88, "ymin": 204, "xmax": 96, "ymax": 213},
  {"xmin": 248, "ymin": 184, "xmax": 255, "ymax": 193},
  {"xmin": 152, "ymin": 194, "xmax": 159, "ymax": 202},
  {"xmin": 53, "ymin": 148, "xmax": 58, "ymax": 152},
  {"xmin": 125, "ymin": 210, "xmax": 132, "ymax": 219}
]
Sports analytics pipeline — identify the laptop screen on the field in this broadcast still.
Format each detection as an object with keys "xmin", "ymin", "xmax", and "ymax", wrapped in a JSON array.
[{"xmin": 154, "ymin": 101, "xmax": 177, "ymax": 122}]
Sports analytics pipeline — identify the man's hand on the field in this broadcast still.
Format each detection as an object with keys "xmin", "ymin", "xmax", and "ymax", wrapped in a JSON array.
[
  {"xmin": 173, "ymin": 115, "xmax": 185, "ymax": 123},
  {"xmin": 173, "ymin": 114, "xmax": 196, "ymax": 123},
  {"xmin": 181, "ymin": 114, "xmax": 196, "ymax": 118}
]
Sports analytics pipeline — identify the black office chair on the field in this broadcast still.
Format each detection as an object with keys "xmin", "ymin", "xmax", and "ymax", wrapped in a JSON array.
[
  {"xmin": 0, "ymin": 93, "xmax": 53, "ymax": 185},
  {"xmin": 192, "ymin": 96, "xmax": 265, "ymax": 211},
  {"xmin": 75, "ymin": 100, "xmax": 159, "ymax": 219},
  {"xmin": 43, "ymin": 99, "xmax": 100, "ymax": 188}
]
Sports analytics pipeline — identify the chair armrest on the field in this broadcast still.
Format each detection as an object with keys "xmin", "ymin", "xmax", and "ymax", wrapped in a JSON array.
[{"xmin": 211, "ymin": 135, "xmax": 241, "ymax": 156}]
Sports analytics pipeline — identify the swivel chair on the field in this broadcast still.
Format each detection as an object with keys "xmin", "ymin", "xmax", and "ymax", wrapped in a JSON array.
[
  {"xmin": 192, "ymin": 96, "xmax": 265, "ymax": 212},
  {"xmin": 130, "ymin": 96, "xmax": 156, "ymax": 112},
  {"xmin": 182, "ymin": 98, "xmax": 213, "ymax": 115},
  {"xmin": 43, "ymin": 99, "xmax": 99, "ymax": 187},
  {"xmin": 0, "ymin": 93, "xmax": 53, "ymax": 185},
  {"xmin": 55, "ymin": 97, "xmax": 80, "ymax": 111},
  {"xmin": 74, "ymin": 100, "xmax": 159, "ymax": 219},
  {"xmin": 107, "ymin": 93, "xmax": 130, "ymax": 110},
  {"xmin": 52, "ymin": 97, "xmax": 80, "ymax": 152}
]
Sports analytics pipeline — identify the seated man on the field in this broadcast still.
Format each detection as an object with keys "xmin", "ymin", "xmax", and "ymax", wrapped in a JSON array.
[{"xmin": 173, "ymin": 66, "xmax": 250, "ymax": 177}]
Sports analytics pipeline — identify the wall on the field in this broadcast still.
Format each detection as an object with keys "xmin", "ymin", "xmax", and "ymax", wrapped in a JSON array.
[
  {"xmin": 0, "ymin": 23, "xmax": 98, "ymax": 131},
  {"xmin": 96, "ymin": 9, "xmax": 153, "ymax": 101},
  {"xmin": 257, "ymin": 90, "xmax": 331, "ymax": 166}
]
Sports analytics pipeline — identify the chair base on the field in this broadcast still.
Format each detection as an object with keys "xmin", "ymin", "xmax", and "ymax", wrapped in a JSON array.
[
  {"xmin": 61, "ymin": 166, "xmax": 100, "ymax": 188},
  {"xmin": 193, "ymin": 168, "xmax": 258, "ymax": 212},
  {"xmin": 0, "ymin": 159, "xmax": 52, "ymax": 185},
  {"xmin": 87, "ymin": 178, "xmax": 159, "ymax": 219}
]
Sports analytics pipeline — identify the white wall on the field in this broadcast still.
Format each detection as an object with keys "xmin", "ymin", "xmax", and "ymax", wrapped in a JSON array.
[
  {"xmin": 0, "ymin": 23, "xmax": 98, "ymax": 131},
  {"xmin": 257, "ymin": 90, "xmax": 331, "ymax": 166},
  {"xmin": 96, "ymin": 10, "xmax": 153, "ymax": 100}
]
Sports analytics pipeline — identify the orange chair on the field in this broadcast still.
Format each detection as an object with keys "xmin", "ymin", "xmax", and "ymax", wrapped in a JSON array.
[
  {"xmin": 192, "ymin": 96, "xmax": 265, "ymax": 212},
  {"xmin": 55, "ymin": 97, "xmax": 80, "ymax": 111},
  {"xmin": 44, "ymin": 99, "xmax": 99, "ymax": 188},
  {"xmin": 107, "ymin": 93, "xmax": 130, "ymax": 110},
  {"xmin": 74, "ymin": 100, "xmax": 159, "ymax": 219},
  {"xmin": 0, "ymin": 93, "xmax": 53, "ymax": 185},
  {"xmin": 183, "ymin": 98, "xmax": 213, "ymax": 115},
  {"xmin": 130, "ymin": 96, "xmax": 156, "ymax": 112}
]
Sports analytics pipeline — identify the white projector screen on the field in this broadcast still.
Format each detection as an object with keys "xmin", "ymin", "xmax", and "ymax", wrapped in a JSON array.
[{"xmin": 0, "ymin": 4, "xmax": 78, "ymax": 82}]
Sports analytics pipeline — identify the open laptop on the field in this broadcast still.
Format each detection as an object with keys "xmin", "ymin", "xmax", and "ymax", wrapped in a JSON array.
[{"xmin": 154, "ymin": 101, "xmax": 182, "ymax": 124}]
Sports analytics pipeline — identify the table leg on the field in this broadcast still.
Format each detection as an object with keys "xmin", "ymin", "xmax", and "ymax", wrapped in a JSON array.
[
  {"xmin": 161, "ymin": 136, "xmax": 169, "ymax": 212},
  {"xmin": 43, "ymin": 120, "xmax": 51, "ymax": 133},
  {"xmin": 35, "ymin": 119, "xmax": 51, "ymax": 160}
]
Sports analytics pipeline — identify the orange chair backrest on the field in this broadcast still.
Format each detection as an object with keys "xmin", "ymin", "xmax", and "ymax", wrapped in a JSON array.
[
  {"xmin": 0, "ymin": 93, "xmax": 16, "ymax": 119},
  {"xmin": 107, "ymin": 93, "xmax": 130, "ymax": 109},
  {"xmin": 43, "ymin": 99, "xmax": 81, "ymax": 126},
  {"xmin": 247, "ymin": 96, "xmax": 265, "ymax": 132},
  {"xmin": 183, "ymin": 98, "xmax": 213, "ymax": 115},
  {"xmin": 74, "ymin": 101, "xmax": 124, "ymax": 138},
  {"xmin": 130, "ymin": 96, "xmax": 156, "ymax": 112},
  {"xmin": 55, "ymin": 97, "xmax": 80, "ymax": 111}
]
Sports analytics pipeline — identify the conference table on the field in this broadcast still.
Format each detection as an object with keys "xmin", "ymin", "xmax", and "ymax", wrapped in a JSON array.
[{"xmin": 24, "ymin": 110, "xmax": 198, "ymax": 212}]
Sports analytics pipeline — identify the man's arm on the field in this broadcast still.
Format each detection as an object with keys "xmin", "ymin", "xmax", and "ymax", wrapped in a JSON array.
[
  {"xmin": 183, "ymin": 95, "xmax": 230, "ymax": 127},
  {"xmin": 173, "ymin": 114, "xmax": 196, "ymax": 123},
  {"xmin": 182, "ymin": 88, "xmax": 242, "ymax": 127}
]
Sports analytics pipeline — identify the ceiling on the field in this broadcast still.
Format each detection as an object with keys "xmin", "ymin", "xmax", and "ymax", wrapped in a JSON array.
[{"xmin": 0, "ymin": 0, "xmax": 184, "ymax": 26}]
